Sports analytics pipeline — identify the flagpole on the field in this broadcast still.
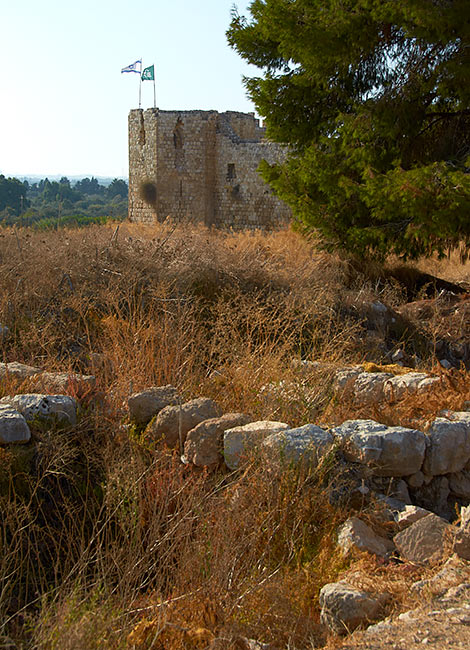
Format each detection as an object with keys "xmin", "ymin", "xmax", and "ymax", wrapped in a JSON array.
[
  {"xmin": 139, "ymin": 58, "xmax": 142, "ymax": 108},
  {"xmin": 153, "ymin": 74, "xmax": 156, "ymax": 109}
]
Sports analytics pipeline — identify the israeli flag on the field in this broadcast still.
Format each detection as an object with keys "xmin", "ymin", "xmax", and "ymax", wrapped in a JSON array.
[{"xmin": 121, "ymin": 59, "xmax": 142, "ymax": 74}]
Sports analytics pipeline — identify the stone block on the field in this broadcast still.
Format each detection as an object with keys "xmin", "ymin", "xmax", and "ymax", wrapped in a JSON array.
[
  {"xmin": 337, "ymin": 517, "xmax": 394, "ymax": 557},
  {"xmin": 393, "ymin": 513, "xmax": 452, "ymax": 565},
  {"xmin": 184, "ymin": 413, "xmax": 250, "ymax": 467},
  {"xmin": 128, "ymin": 385, "xmax": 179, "ymax": 424},
  {"xmin": 223, "ymin": 421, "xmax": 290, "ymax": 470},
  {"xmin": 319, "ymin": 581, "xmax": 385, "ymax": 634},
  {"xmin": 332, "ymin": 419, "xmax": 426, "ymax": 476},
  {"xmin": 0, "ymin": 394, "xmax": 77, "ymax": 426},
  {"xmin": 423, "ymin": 413, "xmax": 470, "ymax": 476},
  {"xmin": 0, "ymin": 405, "xmax": 31, "ymax": 444},
  {"xmin": 262, "ymin": 423, "xmax": 333, "ymax": 468},
  {"xmin": 146, "ymin": 398, "xmax": 220, "ymax": 449}
]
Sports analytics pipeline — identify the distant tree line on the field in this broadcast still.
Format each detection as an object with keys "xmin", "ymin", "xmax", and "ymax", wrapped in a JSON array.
[{"xmin": 0, "ymin": 175, "xmax": 128, "ymax": 228}]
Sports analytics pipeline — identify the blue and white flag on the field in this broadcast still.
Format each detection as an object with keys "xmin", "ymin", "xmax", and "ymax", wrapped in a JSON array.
[{"xmin": 121, "ymin": 59, "xmax": 142, "ymax": 74}]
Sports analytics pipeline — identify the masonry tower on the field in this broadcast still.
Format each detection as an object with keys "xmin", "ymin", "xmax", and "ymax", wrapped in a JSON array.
[{"xmin": 128, "ymin": 108, "xmax": 290, "ymax": 228}]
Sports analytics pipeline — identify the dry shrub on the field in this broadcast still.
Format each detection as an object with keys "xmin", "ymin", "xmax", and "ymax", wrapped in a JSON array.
[
  {"xmin": 25, "ymin": 446, "xmax": 347, "ymax": 649},
  {"xmin": 0, "ymin": 222, "xmax": 468, "ymax": 648}
]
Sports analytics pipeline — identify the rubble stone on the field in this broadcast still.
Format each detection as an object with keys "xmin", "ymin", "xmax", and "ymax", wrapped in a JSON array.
[
  {"xmin": 184, "ymin": 413, "xmax": 250, "ymax": 467},
  {"xmin": 128, "ymin": 385, "xmax": 179, "ymax": 424},
  {"xmin": 393, "ymin": 513, "xmax": 452, "ymax": 565},
  {"xmin": 146, "ymin": 398, "xmax": 220, "ymax": 449},
  {"xmin": 319, "ymin": 581, "xmax": 384, "ymax": 634},
  {"xmin": 332, "ymin": 419, "xmax": 426, "ymax": 476},
  {"xmin": 224, "ymin": 421, "xmax": 290, "ymax": 470},
  {"xmin": 337, "ymin": 517, "xmax": 394, "ymax": 558},
  {"xmin": 0, "ymin": 406, "xmax": 31, "ymax": 444}
]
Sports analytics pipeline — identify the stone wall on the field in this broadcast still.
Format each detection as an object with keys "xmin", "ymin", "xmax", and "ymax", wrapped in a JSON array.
[{"xmin": 128, "ymin": 108, "xmax": 291, "ymax": 229}]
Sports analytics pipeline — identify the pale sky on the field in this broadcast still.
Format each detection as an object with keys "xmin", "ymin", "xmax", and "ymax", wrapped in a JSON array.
[{"xmin": 1, "ymin": 1, "xmax": 258, "ymax": 178}]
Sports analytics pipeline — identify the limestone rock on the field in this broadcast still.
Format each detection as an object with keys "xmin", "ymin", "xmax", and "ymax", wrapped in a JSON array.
[
  {"xmin": 319, "ymin": 581, "xmax": 384, "ymax": 634},
  {"xmin": 262, "ymin": 423, "xmax": 333, "ymax": 468},
  {"xmin": 383, "ymin": 372, "xmax": 440, "ymax": 402},
  {"xmin": 128, "ymin": 385, "xmax": 179, "ymax": 424},
  {"xmin": 184, "ymin": 413, "xmax": 250, "ymax": 467},
  {"xmin": 334, "ymin": 367, "xmax": 363, "ymax": 393},
  {"xmin": 393, "ymin": 513, "xmax": 452, "ymax": 565},
  {"xmin": 410, "ymin": 475, "xmax": 451, "ymax": 519},
  {"xmin": 412, "ymin": 554, "xmax": 470, "ymax": 595},
  {"xmin": 352, "ymin": 372, "xmax": 393, "ymax": 406},
  {"xmin": 0, "ymin": 361, "xmax": 42, "ymax": 381},
  {"xmin": 395, "ymin": 505, "xmax": 433, "ymax": 529},
  {"xmin": 0, "ymin": 405, "xmax": 31, "ymax": 444},
  {"xmin": 370, "ymin": 477, "xmax": 412, "ymax": 503},
  {"xmin": 423, "ymin": 413, "xmax": 470, "ymax": 476},
  {"xmin": 453, "ymin": 505, "xmax": 470, "ymax": 561},
  {"xmin": 32, "ymin": 371, "xmax": 96, "ymax": 394},
  {"xmin": 337, "ymin": 517, "xmax": 394, "ymax": 558},
  {"xmin": 0, "ymin": 394, "xmax": 77, "ymax": 426},
  {"xmin": 407, "ymin": 471, "xmax": 425, "ymax": 488},
  {"xmin": 332, "ymin": 419, "xmax": 426, "ymax": 476},
  {"xmin": 223, "ymin": 421, "xmax": 290, "ymax": 470},
  {"xmin": 146, "ymin": 398, "xmax": 220, "ymax": 449},
  {"xmin": 335, "ymin": 370, "xmax": 393, "ymax": 406},
  {"xmin": 448, "ymin": 470, "xmax": 470, "ymax": 499}
]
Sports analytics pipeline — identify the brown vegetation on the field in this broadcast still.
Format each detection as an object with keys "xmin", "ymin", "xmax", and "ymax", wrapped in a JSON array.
[{"xmin": 0, "ymin": 223, "xmax": 468, "ymax": 649}]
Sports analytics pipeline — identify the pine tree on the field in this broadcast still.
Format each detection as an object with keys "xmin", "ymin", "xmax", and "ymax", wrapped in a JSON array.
[{"xmin": 227, "ymin": 0, "xmax": 470, "ymax": 260}]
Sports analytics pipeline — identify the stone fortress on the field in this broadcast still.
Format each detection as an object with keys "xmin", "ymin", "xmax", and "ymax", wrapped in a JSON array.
[{"xmin": 127, "ymin": 108, "xmax": 291, "ymax": 228}]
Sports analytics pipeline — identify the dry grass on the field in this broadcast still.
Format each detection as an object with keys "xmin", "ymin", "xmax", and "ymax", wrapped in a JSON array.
[{"xmin": 0, "ymin": 222, "xmax": 468, "ymax": 649}]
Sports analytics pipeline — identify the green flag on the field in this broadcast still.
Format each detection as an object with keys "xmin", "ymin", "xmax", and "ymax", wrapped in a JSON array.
[{"xmin": 141, "ymin": 65, "xmax": 154, "ymax": 81}]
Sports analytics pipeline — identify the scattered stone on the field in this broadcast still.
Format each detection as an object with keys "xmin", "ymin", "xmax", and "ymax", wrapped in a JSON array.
[
  {"xmin": 423, "ymin": 414, "xmax": 470, "ymax": 476},
  {"xmin": 453, "ymin": 505, "xmax": 470, "ymax": 560},
  {"xmin": 395, "ymin": 505, "xmax": 433, "ymax": 529},
  {"xmin": 383, "ymin": 372, "xmax": 440, "ymax": 402},
  {"xmin": 146, "ymin": 398, "xmax": 220, "ymax": 449},
  {"xmin": 393, "ymin": 513, "xmax": 452, "ymax": 565},
  {"xmin": 223, "ymin": 421, "xmax": 290, "ymax": 470},
  {"xmin": 209, "ymin": 637, "xmax": 277, "ymax": 650},
  {"xmin": 0, "ymin": 405, "xmax": 31, "ymax": 444},
  {"xmin": 0, "ymin": 361, "xmax": 42, "ymax": 381},
  {"xmin": 411, "ymin": 555, "xmax": 470, "ymax": 596},
  {"xmin": 32, "ymin": 371, "xmax": 96, "ymax": 394},
  {"xmin": 337, "ymin": 517, "xmax": 394, "ymax": 558},
  {"xmin": 0, "ymin": 394, "xmax": 77, "ymax": 426},
  {"xmin": 319, "ymin": 581, "xmax": 384, "ymax": 634},
  {"xmin": 183, "ymin": 413, "xmax": 250, "ymax": 467},
  {"xmin": 354, "ymin": 372, "xmax": 395, "ymax": 406},
  {"xmin": 332, "ymin": 419, "xmax": 426, "ymax": 476},
  {"xmin": 262, "ymin": 423, "xmax": 333, "ymax": 468},
  {"xmin": 128, "ymin": 385, "xmax": 179, "ymax": 424},
  {"xmin": 439, "ymin": 358, "xmax": 453, "ymax": 370}
]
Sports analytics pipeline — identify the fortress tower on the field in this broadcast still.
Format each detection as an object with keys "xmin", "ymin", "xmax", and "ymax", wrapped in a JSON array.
[{"xmin": 128, "ymin": 108, "xmax": 291, "ymax": 228}]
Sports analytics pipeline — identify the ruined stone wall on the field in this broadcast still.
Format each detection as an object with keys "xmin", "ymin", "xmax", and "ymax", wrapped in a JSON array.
[{"xmin": 128, "ymin": 108, "xmax": 291, "ymax": 229}]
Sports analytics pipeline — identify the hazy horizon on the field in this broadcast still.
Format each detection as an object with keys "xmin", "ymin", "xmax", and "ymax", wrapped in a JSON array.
[{"xmin": 1, "ymin": 1, "xmax": 257, "ymax": 178}]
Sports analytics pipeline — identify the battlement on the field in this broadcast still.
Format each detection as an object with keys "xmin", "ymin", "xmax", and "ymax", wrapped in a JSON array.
[{"xmin": 128, "ymin": 108, "xmax": 290, "ymax": 228}]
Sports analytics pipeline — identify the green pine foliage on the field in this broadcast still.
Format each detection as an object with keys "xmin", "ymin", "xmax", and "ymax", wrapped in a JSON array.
[{"xmin": 228, "ymin": 0, "xmax": 470, "ymax": 260}]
